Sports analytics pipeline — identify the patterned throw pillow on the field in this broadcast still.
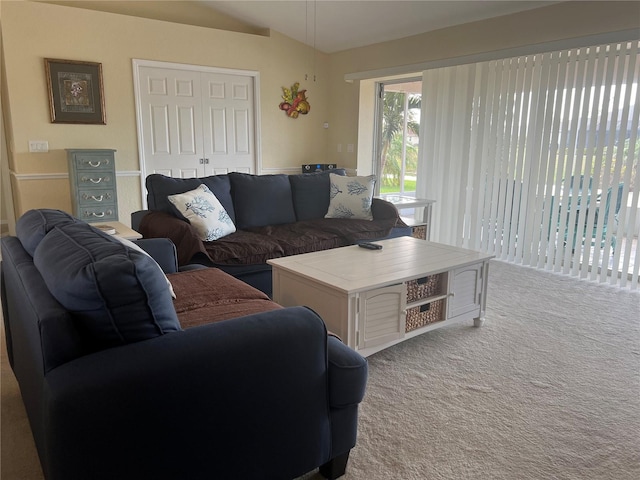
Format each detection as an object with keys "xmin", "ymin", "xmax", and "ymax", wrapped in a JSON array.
[
  {"xmin": 325, "ymin": 173, "xmax": 376, "ymax": 220},
  {"xmin": 168, "ymin": 184, "xmax": 236, "ymax": 241}
]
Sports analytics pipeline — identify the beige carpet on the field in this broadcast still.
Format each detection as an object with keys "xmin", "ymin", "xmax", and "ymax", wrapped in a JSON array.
[{"xmin": 3, "ymin": 260, "xmax": 639, "ymax": 479}]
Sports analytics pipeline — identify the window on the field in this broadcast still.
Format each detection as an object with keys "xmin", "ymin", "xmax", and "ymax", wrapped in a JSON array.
[
  {"xmin": 374, "ymin": 79, "xmax": 422, "ymax": 197},
  {"xmin": 418, "ymin": 40, "xmax": 639, "ymax": 289}
]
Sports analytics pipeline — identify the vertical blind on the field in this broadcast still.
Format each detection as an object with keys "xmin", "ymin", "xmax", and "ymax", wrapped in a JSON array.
[{"xmin": 417, "ymin": 40, "xmax": 639, "ymax": 289}]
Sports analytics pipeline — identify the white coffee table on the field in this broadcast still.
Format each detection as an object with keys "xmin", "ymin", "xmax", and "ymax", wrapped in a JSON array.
[{"xmin": 269, "ymin": 236, "xmax": 494, "ymax": 357}]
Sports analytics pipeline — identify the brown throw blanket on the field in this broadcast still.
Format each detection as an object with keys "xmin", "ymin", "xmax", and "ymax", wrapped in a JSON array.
[
  {"xmin": 139, "ymin": 198, "xmax": 403, "ymax": 266},
  {"xmin": 169, "ymin": 267, "xmax": 343, "ymax": 340},
  {"xmin": 168, "ymin": 268, "xmax": 282, "ymax": 329}
]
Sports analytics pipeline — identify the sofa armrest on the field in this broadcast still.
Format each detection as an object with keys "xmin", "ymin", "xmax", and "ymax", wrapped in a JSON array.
[
  {"xmin": 327, "ymin": 335, "xmax": 368, "ymax": 407},
  {"xmin": 42, "ymin": 307, "xmax": 338, "ymax": 480},
  {"xmin": 132, "ymin": 238, "xmax": 179, "ymax": 274},
  {"xmin": 372, "ymin": 198, "xmax": 401, "ymax": 223},
  {"xmin": 138, "ymin": 210, "xmax": 208, "ymax": 266},
  {"xmin": 130, "ymin": 210, "xmax": 149, "ymax": 231}
]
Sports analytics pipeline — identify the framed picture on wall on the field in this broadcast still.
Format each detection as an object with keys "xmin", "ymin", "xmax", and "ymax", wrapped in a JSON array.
[{"xmin": 44, "ymin": 58, "xmax": 106, "ymax": 124}]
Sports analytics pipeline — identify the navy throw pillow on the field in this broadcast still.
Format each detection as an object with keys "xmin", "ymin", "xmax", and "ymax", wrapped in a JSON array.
[
  {"xmin": 15, "ymin": 209, "xmax": 78, "ymax": 256},
  {"xmin": 146, "ymin": 173, "xmax": 235, "ymax": 223},
  {"xmin": 33, "ymin": 222, "xmax": 181, "ymax": 351},
  {"xmin": 289, "ymin": 169, "xmax": 346, "ymax": 221},
  {"xmin": 229, "ymin": 173, "xmax": 296, "ymax": 229}
]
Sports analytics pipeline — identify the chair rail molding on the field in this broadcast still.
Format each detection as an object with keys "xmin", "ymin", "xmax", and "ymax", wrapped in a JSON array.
[{"xmin": 11, "ymin": 171, "xmax": 142, "ymax": 180}]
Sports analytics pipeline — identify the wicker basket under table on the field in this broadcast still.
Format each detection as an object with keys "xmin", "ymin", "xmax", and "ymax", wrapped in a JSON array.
[
  {"xmin": 406, "ymin": 274, "xmax": 443, "ymax": 303},
  {"xmin": 405, "ymin": 299, "xmax": 445, "ymax": 331}
]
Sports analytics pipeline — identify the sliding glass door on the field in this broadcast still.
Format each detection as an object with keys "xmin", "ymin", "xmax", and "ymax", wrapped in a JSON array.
[{"xmin": 418, "ymin": 40, "xmax": 639, "ymax": 288}]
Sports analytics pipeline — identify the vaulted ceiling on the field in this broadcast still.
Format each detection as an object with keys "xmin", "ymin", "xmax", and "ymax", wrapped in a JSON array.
[
  {"xmin": 201, "ymin": 1, "xmax": 559, "ymax": 53},
  {"xmin": 41, "ymin": 1, "xmax": 560, "ymax": 54}
]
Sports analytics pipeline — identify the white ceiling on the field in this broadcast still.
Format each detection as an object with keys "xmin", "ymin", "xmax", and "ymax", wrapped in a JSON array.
[{"xmin": 203, "ymin": 1, "xmax": 558, "ymax": 53}]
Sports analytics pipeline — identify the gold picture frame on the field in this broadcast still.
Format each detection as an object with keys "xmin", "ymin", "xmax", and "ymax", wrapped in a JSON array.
[{"xmin": 44, "ymin": 58, "xmax": 106, "ymax": 124}]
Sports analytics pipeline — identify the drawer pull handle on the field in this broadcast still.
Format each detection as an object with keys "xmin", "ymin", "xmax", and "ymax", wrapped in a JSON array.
[
  {"xmin": 84, "ymin": 210, "xmax": 113, "ymax": 218},
  {"xmin": 82, "ymin": 176, "xmax": 110, "ymax": 184},
  {"xmin": 82, "ymin": 193, "xmax": 111, "ymax": 202},
  {"xmin": 87, "ymin": 159, "xmax": 108, "ymax": 167}
]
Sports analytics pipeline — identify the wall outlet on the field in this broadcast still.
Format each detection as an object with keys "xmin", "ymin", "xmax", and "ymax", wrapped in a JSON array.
[
  {"xmin": 347, "ymin": 144, "xmax": 354, "ymax": 153},
  {"xmin": 337, "ymin": 144, "xmax": 342, "ymax": 153},
  {"xmin": 29, "ymin": 140, "xmax": 49, "ymax": 153}
]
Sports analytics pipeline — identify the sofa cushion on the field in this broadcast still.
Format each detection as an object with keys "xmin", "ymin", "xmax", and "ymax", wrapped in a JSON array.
[
  {"xmin": 112, "ymin": 236, "xmax": 177, "ymax": 298},
  {"xmin": 198, "ymin": 218, "xmax": 398, "ymax": 265},
  {"xmin": 169, "ymin": 267, "xmax": 282, "ymax": 329},
  {"xmin": 15, "ymin": 209, "xmax": 78, "ymax": 256},
  {"xmin": 229, "ymin": 173, "xmax": 296, "ymax": 229},
  {"xmin": 146, "ymin": 173, "xmax": 235, "ymax": 223},
  {"xmin": 325, "ymin": 174, "xmax": 376, "ymax": 220},
  {"xmin": 289, "ymin": 169, "xmax": 346, "ymax": 221},
  {"xmin": 202, "ymin": 229, "xmax": 287, "ymax": 264},
  {"xmin": 33, "ymin": 222, "xmax": 181, "ymax": 351},
  {"xmin": 168, "ymin": 184, "xmax": 236, "ymax": 241}
]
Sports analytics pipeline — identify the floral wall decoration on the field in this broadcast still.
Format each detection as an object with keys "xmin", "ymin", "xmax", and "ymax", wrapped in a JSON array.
[{"xmin": 279, "ymin": 82, "xmax": 310, "ymax": 118}]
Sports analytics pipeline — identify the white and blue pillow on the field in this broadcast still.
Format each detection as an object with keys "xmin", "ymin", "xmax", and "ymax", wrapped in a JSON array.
[
  {"xmin": 325, "ymin": 174, "xmax": 376, "ymax": 220},
  {"xmin": 168, "ymin": 184, "xmax": 236, "ymax": 241}
]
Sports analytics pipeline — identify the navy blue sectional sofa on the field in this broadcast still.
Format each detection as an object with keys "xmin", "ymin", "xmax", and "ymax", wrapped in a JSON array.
[
  {"xmin": 133, "ymin": 170, "xmax": 410, "ymax": 295},
  {"xmin": 1, "ymin": 209, "xmax": 368, "ymax": 480}
]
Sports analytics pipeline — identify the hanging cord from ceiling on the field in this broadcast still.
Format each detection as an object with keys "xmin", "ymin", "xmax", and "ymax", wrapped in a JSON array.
[
  {"xmin": 313, "ymin": 0, "xmax": 317, "ymax": 81},
  {"xmin": 305, "ymin": 0, "xmax": 317, "ymax": 82}
]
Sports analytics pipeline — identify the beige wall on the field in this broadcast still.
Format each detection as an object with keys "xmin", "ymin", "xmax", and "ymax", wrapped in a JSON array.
[
  {"xmin": 1, "ymin": 0, "xmax": 13, "ymax": 235},
  {"xmin": 1, "ymin": 0, "xmax": 329, "ymax": 222},
  {"xmin": 327, "ymin": 1, "xmax": 640, "ymax": 171},
  {"xmin": 1, "ymin": 0, "xmax": 638, "ymax": 226}
]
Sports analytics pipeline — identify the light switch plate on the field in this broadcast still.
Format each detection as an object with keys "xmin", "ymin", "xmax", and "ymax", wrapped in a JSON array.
[{"xmin": 28, "ymin": 140, "xmax": 49, "ymax": 153}]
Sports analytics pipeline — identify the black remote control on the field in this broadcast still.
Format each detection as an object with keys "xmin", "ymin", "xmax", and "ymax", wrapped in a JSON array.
[{"xmin": 358, "ymin": 242, "xmax": 383, "ymax": 250}]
